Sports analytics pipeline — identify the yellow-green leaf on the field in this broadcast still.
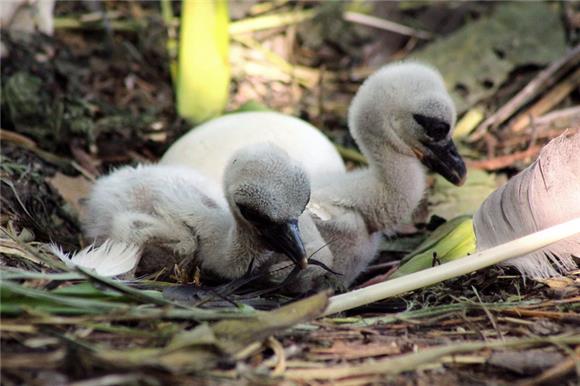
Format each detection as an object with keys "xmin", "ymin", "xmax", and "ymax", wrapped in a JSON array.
[{"xmin": 391, "ymin": 216, "xmax": 476, "ymax": 278}]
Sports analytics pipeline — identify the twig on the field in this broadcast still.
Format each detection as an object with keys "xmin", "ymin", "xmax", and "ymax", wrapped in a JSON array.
[
  {"xmin": 0, "ymin": 129, "xmax": 75, "ymax": 172},
  {"xmin": 268, "ymin": 336, "xmax": 287, "ymax": 376},
  {"xmin": 466, "ymin": 145, "xmax": 542, "ymax": 171},
  {"xmin": 232, "ymin": 34, "xmax": 321, "ymax": 88},
  {"xmin": 471, "ymin": 127, "xmax": 579, "ymax": 170},
  {"xmin": 499, "ymin": 308, "xmax": 580, "ymax": 322},
  {"xmin": 68, "ymin": 374, "xmax": 150, "ymax": 386},
  {"xmin": 343, "ymin": 11, "xmax": 432, "ymax": 40},
  {"xmin": 283, "ymin": 335, "xmax": 580, "ymax": 380},
  {"xmin": 531, "ymin": 106, "xmax": 580, "ymax": 131},
  {"xmin": 323, "ymin": 218, "xmax": 580, "ymax": 316},
  {"xmin": 509, "ymin": 67, "xmax": 580, "ymax": 133},
  {"xmin": 472, "ymin": 286, "xmax": 504, "ymax": 341},
  {"xmin": 54, "ymin": 17, "xmax": 141, "ymax": 31},
  {"xmin": 469, "ymin": 44, "xmax": 580, "ymax": 142}
]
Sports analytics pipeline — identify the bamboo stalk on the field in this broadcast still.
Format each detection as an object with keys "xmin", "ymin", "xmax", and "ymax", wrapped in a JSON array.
[
  {"xmin": 324, "ymin": 218, "xmax": 580, "ymax": 316},
  {"xmin": 176, "ymin": 0, "xmax": 230, "ymax": 123}
]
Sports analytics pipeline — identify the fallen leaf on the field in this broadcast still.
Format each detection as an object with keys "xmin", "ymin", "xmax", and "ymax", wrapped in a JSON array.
[
  {"xmin": 46, "ymin": 172, "xmax": 93, "ymax": 218},
  {"xmin": 210, "ymin": 290, "xmax": 330, "ymax": 355},
  {"xmin": 414, "ymin": 2, "xmax": 566, "ymax": 113},
  {"xmin": 429, "ymin": 169, "xmax": 501, "ymax": 219},
  {"xmin": 539, "ymin": 277, "xmax": 574, "ymax": 289}
]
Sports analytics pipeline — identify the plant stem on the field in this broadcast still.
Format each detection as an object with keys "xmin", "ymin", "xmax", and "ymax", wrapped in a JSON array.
[{"xmin": 324, "ymin": 218, "xmax": 580, "ymax": 316}]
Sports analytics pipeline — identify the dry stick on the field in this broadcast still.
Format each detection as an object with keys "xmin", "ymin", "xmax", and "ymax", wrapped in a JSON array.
[
  {"xmin": 532, "ymin": 106, "xmax": 580, "ymax": 130},
  {"xmin": 470, "ymin": 127, "xmax": 579, "ymax": 171},
  {"xmin": 466, "ymin": 145, "xmax": 542, "ymax": 171},
  {"xmin": 509, "ymin": 67, "xmax": 580, "ymax": 133},
  {"xmin": 343, "ymin": 11, "xmax": 432, "ymax": 40},
  {"xmin": 0, "ymin": 129, "xmax": 73, "ymax": 170},
  {"xmin": 499, "ymin": 126, "xmax": 579, "ymax": 151},
  {"xmin": 283, "ymin": 336, "xmax": 579, "ymax": 380},
  {"xmin": 499, "ymin": 308, "xmax": 580, "ymax": 322},
  {"xmin": 232, "ymin": 34, "xmax": 321, "ymax": 88},
  {"xmin": 323, "ymin": 218, "xmax": 580, "ymax": 316},
  {"xmin": 469, "ymin": 44, "xmax": 580, "ymax": 142},
  {"xmin": 229, "ymin": 9, "xmax": 316, "ymax": 35}
]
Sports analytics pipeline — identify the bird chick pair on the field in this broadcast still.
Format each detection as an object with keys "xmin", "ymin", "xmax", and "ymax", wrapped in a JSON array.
[
  {"xmin": 81, "ymin": 61, "xmax": 467, "ymax": 292},
  {"xmin": 83, "ymin": 143, "xmax": 331, "ymax": 292}
]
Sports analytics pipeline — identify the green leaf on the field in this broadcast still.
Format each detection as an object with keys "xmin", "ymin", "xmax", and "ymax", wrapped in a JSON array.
[{"xmin": 1, "ymin": 280, "xmax": 126, "ymax": 315}]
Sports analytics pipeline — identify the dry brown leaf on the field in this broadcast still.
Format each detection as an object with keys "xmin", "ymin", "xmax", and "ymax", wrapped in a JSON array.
[
  {"xmin": 539, "ymin": 277, "xmax": 575, "ymax": 289},
  {"xmin": 46, "ymin": 172, "xmax": 93, "ymax": 219}
]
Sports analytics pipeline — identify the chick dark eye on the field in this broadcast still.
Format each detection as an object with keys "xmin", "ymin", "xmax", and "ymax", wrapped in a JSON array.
[
  {"xmin": 413, "ymin": 114, "xmax": 450, "ymax": 141},
  {"xmin": 237, "ymin": 204, "xmax": 271, "ymax": 225}
]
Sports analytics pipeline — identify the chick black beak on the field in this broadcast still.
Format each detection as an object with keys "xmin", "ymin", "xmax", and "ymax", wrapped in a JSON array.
[
  {"xmin": 413, "ymin": 139, "xmax": 467, "ymax": 186},
  {"xmin": 260, "ymin": 219, "xmax": 308, "ymax": 269}
]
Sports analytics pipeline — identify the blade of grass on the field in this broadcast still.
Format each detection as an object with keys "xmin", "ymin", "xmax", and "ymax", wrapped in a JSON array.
[
  {"xmin": 76, "ymin": 266, "xmax": 184, "ymax": 308},
  {"xmin": 327, "ymin": 299, "xmax": 542, "ymax": 327},
  {"xmin": 1, "ymin": 280, "xmax": 127, "ymax": 313},
  {"xmin": 0, "ymin": 270, "xmax": 84, "ymax": 281},
  {"xmin": 335, "ymin": 144, "xmax": 368, "ymax": 165}
]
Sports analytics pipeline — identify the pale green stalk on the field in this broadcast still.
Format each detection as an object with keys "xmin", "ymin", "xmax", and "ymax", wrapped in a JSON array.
[
  {"xmin": 324, "ymin": 218, "xmax": 580, "ymax": 316},
  {"xmin": 176, "ymin": 0, "xmax": 230, "ymax": 123}
]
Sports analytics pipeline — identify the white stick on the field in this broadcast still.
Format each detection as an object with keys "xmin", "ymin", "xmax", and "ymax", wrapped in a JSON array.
[
  {"xmin": 324, "ymin": 217, "xmax": 580, "ymax": 316},
  {"xmin": 343, "ymin": 11, "xmax": 432, "ymax": 40}
]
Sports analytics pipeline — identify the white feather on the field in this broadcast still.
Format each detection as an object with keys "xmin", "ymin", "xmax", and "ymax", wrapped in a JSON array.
[
  {"xmin": 49, "ymin": 240, "xmax": 142, "ymax": 277},
  {"xmin": 474, "ymin": 130, "xmax": 580, "ymax": 277}
]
